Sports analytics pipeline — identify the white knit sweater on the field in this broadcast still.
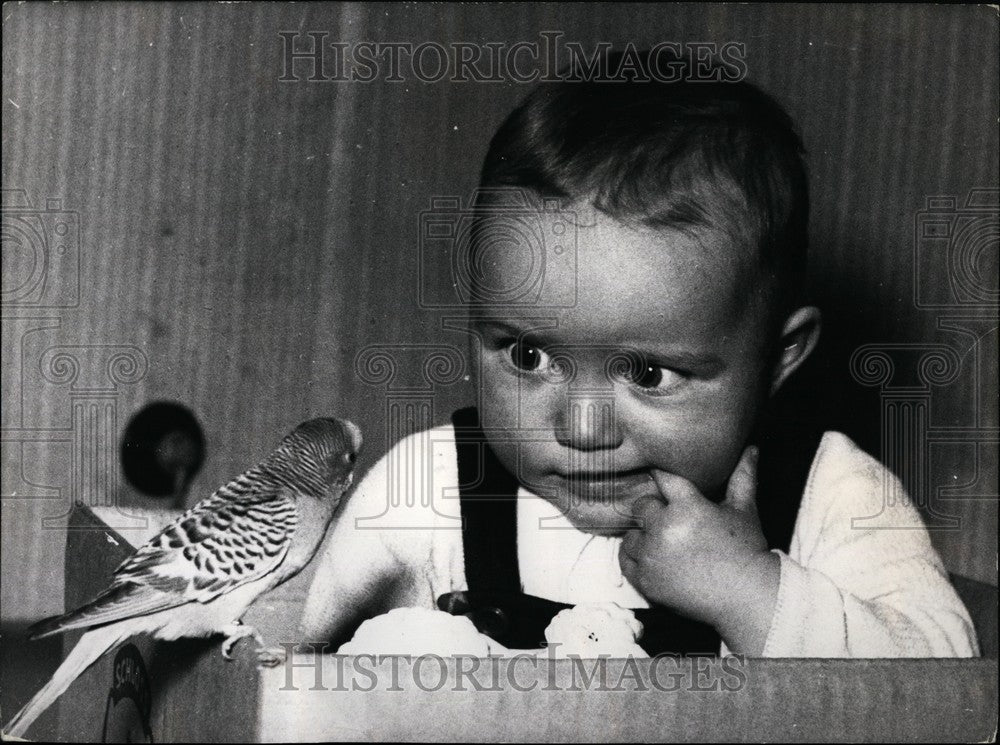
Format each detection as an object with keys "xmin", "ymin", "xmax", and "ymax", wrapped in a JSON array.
[{"xmin": 304, "ymin": 425, "xmax": 979, "ymax": 658}]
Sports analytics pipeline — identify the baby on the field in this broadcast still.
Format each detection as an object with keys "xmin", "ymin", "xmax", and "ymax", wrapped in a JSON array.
[{"xmin": 301, "ymin": 51, "xmax": 978, "ymax": 658}]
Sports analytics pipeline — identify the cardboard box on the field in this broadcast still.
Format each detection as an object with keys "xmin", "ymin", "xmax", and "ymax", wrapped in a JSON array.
[{"xmin": 34, "ymin": 507, "xmax": 999, "ymax": 742}]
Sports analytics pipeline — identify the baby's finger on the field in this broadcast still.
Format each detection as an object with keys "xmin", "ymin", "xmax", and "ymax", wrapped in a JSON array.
[
  {"xmin": 724, "ymin": 445, "xmax": 759, "ymax": 513},
  {"xmin": 628, "ymin": 493, "xmax": 663, "ymax": 531},
  {"xmin": 649, "ymin": 469, "xmax": 706, "ymax": 509}
]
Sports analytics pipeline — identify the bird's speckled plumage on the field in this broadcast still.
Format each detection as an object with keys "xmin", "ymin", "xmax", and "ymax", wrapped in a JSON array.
[{"xmin": 4, "ymin": 417, "xmax": 362, "ymax": 739}]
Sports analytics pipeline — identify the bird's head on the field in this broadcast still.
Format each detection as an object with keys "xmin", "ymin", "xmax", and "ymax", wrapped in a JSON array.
[{"xmin": 268, "ymin": 417, "xmax": 363, "ymax": 500}]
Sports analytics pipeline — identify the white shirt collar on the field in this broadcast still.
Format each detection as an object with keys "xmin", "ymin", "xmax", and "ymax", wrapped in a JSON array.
[{"xmin": 515, "ymin": 486, "xmax": 650, "ymax": 608}]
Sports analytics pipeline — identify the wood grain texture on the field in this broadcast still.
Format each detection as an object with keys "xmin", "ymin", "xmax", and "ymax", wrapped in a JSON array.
[{"xmin": 2, "ymin": 3, "xmax": 997, "ymax": 620}]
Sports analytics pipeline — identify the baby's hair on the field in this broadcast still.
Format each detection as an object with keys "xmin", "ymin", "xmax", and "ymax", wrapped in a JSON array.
[{"xmin": 477, "ymin": 49, "xmax": 809, "ymax": 315}]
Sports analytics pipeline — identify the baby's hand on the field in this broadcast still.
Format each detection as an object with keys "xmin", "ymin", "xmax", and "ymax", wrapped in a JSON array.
[{"xmin": 619, "ymin": 446, "xmax": 779, "ymax": 652}]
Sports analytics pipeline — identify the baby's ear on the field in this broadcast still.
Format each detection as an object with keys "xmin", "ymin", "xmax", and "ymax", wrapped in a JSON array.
[{"xmin": 770, "ymin": 306, "xmax": 821, "ymax": 395}]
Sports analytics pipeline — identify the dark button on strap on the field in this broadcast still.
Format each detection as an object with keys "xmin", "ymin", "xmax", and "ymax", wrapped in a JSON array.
[{"xmin": 472, "ymin": 606, "xmax": 510, "ymax": 639}]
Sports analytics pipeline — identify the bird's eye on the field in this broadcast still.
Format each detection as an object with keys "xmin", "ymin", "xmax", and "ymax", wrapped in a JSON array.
[{"xmin": 344, "ymin": 452, "xmax": 356, "ymax": 465}]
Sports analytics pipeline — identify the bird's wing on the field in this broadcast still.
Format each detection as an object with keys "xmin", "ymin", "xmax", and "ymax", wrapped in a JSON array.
[
  {"xmin": 113, "ymin": 486, "xmax": 299, "ymax": 601},
  {"xmin": 30, "ymin": 485, "xmax": 299, "ymax": 638}
]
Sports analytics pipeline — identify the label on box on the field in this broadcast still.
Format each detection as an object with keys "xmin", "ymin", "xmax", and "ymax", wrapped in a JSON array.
[{"xmin": 101, "ymin": 644, "xmax": 153, "ymax": 743}]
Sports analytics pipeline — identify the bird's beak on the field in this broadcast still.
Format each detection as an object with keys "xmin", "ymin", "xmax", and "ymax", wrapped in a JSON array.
[{"xmin": 344, "ymin": 420, "xmax": 363, "ymax": 454}]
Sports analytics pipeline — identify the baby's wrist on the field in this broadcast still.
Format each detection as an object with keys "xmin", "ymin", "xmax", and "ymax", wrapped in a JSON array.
[{"xmin": 708, "ymin": 550, "xmax": 781, "ymax": 655}]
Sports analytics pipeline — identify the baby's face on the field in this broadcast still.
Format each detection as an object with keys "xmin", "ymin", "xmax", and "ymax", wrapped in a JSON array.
[{"xmin": 470, "ymin": 205, "xmax": 776, "ymax": 536}]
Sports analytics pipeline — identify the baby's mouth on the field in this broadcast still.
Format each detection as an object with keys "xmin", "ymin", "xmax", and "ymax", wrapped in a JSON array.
[{"xmin": 552, "ymin": 468, "xmax": 653, "ymax": 503}]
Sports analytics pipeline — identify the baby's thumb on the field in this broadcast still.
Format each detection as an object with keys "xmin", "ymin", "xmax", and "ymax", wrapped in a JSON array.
[{"xmin": 724, "ymin": 445, "xmax": 759, "ymax": 513}]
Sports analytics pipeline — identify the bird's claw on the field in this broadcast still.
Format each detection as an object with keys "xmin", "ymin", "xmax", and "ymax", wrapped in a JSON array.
[
  {"xmin": 220, "ymin": 622, "xmax": 263, "ymax": 661},
  {"xmin": 256, "ymin": 646, "xmax": 287, "ymax": 668},
  {"xmin": 221, "ymin": 638, "xmax": 238, "ymax": 661}
]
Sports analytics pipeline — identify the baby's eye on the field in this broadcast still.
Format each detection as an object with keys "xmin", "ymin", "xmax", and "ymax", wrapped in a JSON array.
[
  {"xmin": 505, "ymin": 341, "xmax": 551, "ymax": 372},
  {"xmin": 611, "ymin": 358, "xmax": 685, "ymax": 393}
]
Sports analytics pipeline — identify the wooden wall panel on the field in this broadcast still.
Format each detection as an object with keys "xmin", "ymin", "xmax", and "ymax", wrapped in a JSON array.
[{"xmin": 2, "ymin": 3, "xmax": 996, "ymax": 621}]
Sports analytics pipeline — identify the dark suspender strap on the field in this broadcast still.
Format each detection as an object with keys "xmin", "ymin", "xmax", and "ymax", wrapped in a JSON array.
[
  {"xmin": 450, "ymin": 406, "xmax": 554, "ymax": 648},
  {"xmin": 755, "ymin": 402, "xmax": 822, "ymax": 554},
  {"xmin": 451, "ymin": 407, "xmax": 521, "ymax": 594}
]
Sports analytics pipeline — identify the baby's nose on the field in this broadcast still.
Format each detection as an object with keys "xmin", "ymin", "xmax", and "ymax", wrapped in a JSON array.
[{"xmin": 554, "ymin": 397, "xmax": 623, "ymax": 451}]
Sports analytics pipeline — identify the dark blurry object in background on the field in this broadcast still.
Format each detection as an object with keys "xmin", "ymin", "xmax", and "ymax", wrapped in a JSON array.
[{"xmin": 121, "ymin": 401, "xmax": 205, "ymax": 508}]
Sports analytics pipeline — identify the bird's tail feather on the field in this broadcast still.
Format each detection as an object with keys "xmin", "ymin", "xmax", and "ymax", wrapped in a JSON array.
[
  {"xmin": 27, "ymin": 583, "xmax": 174, "ymax": 640},
  {"xmin": 26, "ymin": 584, "xmax": 131, "ymax": 640},
  {"xmin": 3, "ymin": 624, "xmax": 133, "ymax": 739}
]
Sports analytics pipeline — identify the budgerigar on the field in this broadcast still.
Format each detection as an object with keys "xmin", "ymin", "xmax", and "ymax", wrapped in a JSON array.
[{"xmin": 3, "ymin": 417, "xmax": 362, "ymax": 739}]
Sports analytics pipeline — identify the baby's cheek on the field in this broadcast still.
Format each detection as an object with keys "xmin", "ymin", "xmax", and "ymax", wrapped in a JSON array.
[
  {"xmin": 478, "ymin": 362, "xmax": 522, "ymax": 423},
  {"xmin": 477, "ymin": 378, "xmax": 539, "ymax": 479},
  {"xmin": 480, "ymin": 374, "xmax": 557, "ymax": 444},
  {"xmin": 636, "ymin": 414, "xmax": 742, "ymax": 498}
]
